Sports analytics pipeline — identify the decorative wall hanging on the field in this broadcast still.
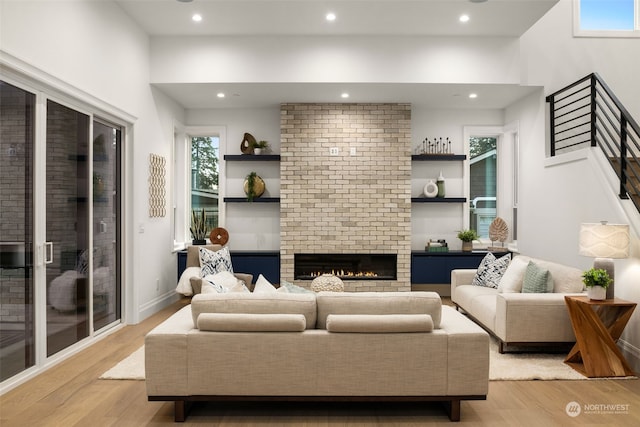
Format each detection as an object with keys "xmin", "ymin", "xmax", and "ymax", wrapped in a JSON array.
[{"xmin": 148, "ymin": 153, "xmax": 166, "ymax": 217}]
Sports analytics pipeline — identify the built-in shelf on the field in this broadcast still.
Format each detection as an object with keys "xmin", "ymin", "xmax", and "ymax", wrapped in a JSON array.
[
  {"xmin": 411, "ymin": 154, "xmax": 466, "ymax": 161},
  {"xmin": 224, "ymin": 154, "xmax": 280, "ymax": 161},
  {"xmin": 411, "ymin": 197, "xmax": 466, "ymax": 203},
  {"xmin": 223, "ymin": 197, "xmax": 280, "ymax": 203}
]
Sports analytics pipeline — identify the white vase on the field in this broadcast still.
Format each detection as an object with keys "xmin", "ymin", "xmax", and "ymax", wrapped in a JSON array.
[
  {"xmin": 587, "ymin": 285, "xmax": 606, "ymax": 300},
  {"xmin": 253, "ymin": 148, "xmax": 262, "ymax": 155}
]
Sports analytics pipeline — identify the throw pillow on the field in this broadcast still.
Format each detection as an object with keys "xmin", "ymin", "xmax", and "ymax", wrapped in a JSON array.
[
  {"xmin": 521, "ymin": 261, "xmax": 550, "ymax": 293},
  {"xmin": 253, "ymin": 274, "xmax": 278, "ymax": 294},
  {"xmin": 497, "ymin": 256, "xmax": 530, "ymax": 293},
  {"xmin": 276, "ymin": 280, "xmax": 314, "ymax": 294},
  {"xmin": 471, "ymin": 252, "xmax": 512, "ymax": 289},
  {"xmin": 175, "ymin": 266, "xmax": 201, "ymax": 296},
  {"xmin": 201, "ymin": 280, "xmax": 228, "ymax": 294},
  {"xmin": 199, "ymin": 246, "xmax": 234, "ymax": 277}
]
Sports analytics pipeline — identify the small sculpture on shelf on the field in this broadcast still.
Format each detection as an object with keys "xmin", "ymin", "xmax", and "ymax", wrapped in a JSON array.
[
  {"xmin": 415, "ymin": 137, "xmax": 454, "ymax": 155},
  {"xmin": 487, "ymin": 217, "xmax": 509, "ymax": 252}
]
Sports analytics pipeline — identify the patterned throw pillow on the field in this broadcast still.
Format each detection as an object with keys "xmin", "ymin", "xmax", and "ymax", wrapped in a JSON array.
[
  {"xmin": 521, "ymin": 261, "xmax": 550, "ymax": 293},
  {"xmin": 199, "ymin": 247, "xmax": 234, "ymax": 277},
  {"xmin": 471, "ymin": 252, "xmax": 512, "ymax": 289}
]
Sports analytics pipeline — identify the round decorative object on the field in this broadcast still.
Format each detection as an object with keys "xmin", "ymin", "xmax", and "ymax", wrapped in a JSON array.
[
  {"xmin": 243, "ymin": 175, "xmax": 265, "ymax": 198},
  {"xmin": 311, "ymin": 274, "xmax": 344, "ymax": 292},
  {"xmin": 424, "ymin": 180, "xmax": 438, "ymax": 198},
  {"xmin": 240, "ymin": 133, "xmax": 257, "ymax": 154},
  {"xmin": 209, "ymin": 227, "xmax": 229, "ymax": 246},
  {"xmin": 489, "ymin": 217, "xmax": 509, "ymax": 243}
]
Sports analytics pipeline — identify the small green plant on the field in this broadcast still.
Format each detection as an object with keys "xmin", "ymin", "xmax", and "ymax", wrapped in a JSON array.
[
  {"xmin": 246, "ymin": 171, "xmax": 258, "ymax": 202},
  {"xmin": 253, "ymin": 140, "xmax": 269, "ymax": 149},
  {"xmin": 457, "ymin": 229, "xmax": 478, "ymax": 242},
  {"xmin": 582, "ymin": 268, "xmax": 613, "ymax": 288},
  {"xmin": 190, "ymin": 209, "xmax": 208, "ymax": 242}
]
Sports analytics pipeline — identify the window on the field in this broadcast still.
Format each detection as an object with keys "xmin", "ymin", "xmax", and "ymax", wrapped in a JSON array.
[
  {"xmin": 191, "ymin": 136, "xmax": 220, "ymax": 231},
  {"xmin": 575, "ymin": 0, "xmax": 640, "ymax": 37},
  {"xmin": 469, "ymin": 137, "xmax": 498, "ymax": 239},
  {"xmin": 172, "ymin": 126, "xmax": 225, "ymax": 248}
]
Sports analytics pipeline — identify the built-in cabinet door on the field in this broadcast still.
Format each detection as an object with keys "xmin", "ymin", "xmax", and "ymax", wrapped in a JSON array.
[{"xmin": 0, "ymin": 81, "xmax": 36, "ymax": 382}]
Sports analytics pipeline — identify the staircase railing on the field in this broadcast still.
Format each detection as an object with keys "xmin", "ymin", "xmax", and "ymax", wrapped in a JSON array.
[{"xmin": 546, "ymin": 73, "xmax": 640, "ymax": 209}]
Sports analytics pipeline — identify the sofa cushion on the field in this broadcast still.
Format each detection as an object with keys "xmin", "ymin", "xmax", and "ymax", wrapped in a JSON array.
[
  {"xmin": 276, "ymin": 280, "xmax": 315, "ymax": 294},
  {"xmin": 191, "ymin": 292, "xmax": 317, "ymax": 329},
  {"xmin": 521, "ymin": 261, "xmax": 551, "ymax": 293},
  {"xmin": 316, "ymin": 291, "xmax": 442, "ymax": 329},
  {"xmin": 253, "ymin": 274, "xmax": 278, "ymax": 294},
  {"xmin": 197, "ymin": 313, "xmax": 306, "ymax": 332},
  {"xmin": 326, "ymin": 314, "xmax": 434, "ymax": 333},
  {"xmin": 497, "ymin": 255, "xmax": 584, "ymax": 294},
  {"xmin": 471, "ymin": 253, "xmax": 511, "ymax": 289}
]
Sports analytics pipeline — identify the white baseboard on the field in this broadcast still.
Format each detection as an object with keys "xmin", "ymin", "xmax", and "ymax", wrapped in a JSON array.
[
  {"xmin": 137, "ymin": 291, "xmax": 180, "ymax": 323},
  {"xmin": 619, "ymin": 339, "xmax": 640, "ymax": 374}
]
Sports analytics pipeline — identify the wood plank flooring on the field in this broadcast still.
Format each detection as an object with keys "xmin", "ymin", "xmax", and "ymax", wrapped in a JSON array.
[{"xmin": 1, "ymin": 298, "xmax": 640, "ymax": 426}]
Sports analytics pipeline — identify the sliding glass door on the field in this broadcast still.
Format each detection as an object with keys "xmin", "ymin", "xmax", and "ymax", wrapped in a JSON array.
[{"xmin": 0, "ymin": 81, "xmax": 36, "ymax": 382}]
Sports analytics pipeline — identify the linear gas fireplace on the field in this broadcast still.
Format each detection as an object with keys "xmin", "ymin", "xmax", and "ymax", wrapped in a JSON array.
[{"xmin": 294, "ymin": 254, "xmax": 397, "ymax": 280}]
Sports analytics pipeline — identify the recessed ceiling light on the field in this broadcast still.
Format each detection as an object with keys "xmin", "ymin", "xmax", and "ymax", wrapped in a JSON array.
[
  {"xmin": 192, "ymin": 14, "xmax": 203, "ymax": 22},
  {"xmin": 469, "ymin": 93, "xmax": 478, "ymax": 99},
  {"xmin": 341, "ymin": 93, "xmax": 350, "ymax": 99},
  {"xmin": 217, "ymin": 93, "xmax": 225, "ymax": 98},
  {"xmin": 459, "ymin": 15, "xmax": 470, "ymax": 23},
  {"xmin": 469, "ymin": 0, "xmax": 488, "ymax": 3},
  {"xmin": 326, "ymin": 12, "xmax": 336, "ymax": 22},
  {"xmin": 177, "ymin": 0, "xmax": 193, "ymax": 3}
]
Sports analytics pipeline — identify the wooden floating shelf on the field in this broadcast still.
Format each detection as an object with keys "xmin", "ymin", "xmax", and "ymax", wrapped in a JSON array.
[
  {"xmin": 224, "ymin": 154, "xmax": 280, "ymax": 161},
  {"xmin": 411, "ymin": 197, "xmax": 467, "ymax": 203},
  {"xmin": 411, "ymin": 154, "xmax": 466, "ymax": 161},
  {"xmin": 223, "ymin": 197, "xmax": 280, "ymax": 203}
]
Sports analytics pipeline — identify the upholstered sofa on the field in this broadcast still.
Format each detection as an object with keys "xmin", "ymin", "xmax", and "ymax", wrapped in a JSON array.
[
  {"xmin": 146, "ymin": 291, "xmax": 490, "ymax": 422},
  {"xmin": 451, "ymin": 255, "xmax": 586, "ymax": 353}
]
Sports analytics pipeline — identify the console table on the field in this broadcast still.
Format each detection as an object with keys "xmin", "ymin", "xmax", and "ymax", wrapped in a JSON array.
[{"xmin": 564, "ymin": 295, "xmax": 637, "ymax": 378}]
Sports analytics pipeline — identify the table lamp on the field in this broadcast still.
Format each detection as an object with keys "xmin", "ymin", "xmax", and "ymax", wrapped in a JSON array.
[{"xmin": 579, "ymin": 221, "xmax": 630, "ymax": 299}]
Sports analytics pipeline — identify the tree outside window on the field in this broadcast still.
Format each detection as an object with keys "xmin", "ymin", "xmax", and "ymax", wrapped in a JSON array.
[
  {"xmin": 191, "ymin": 136, "xmax": 219, "ymax": 230},
  {"xmin": 469, "ymin": 137, "xmax": 497, "ymax": 239}
]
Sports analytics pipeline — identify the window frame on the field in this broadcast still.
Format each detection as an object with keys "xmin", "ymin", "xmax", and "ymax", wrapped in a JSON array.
[
  {"xmin": 574, "ymin": 0, "xmax": 640, "ymax": 38},
  {"xmin": 172, "ymin": 125, "xmax": 226, "ymax": 250}
]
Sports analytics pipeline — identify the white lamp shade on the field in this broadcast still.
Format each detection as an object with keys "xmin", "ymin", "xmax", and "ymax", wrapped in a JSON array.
[{"xmin": 579, "ymin": 223, "xmax": 630, "ymax": 259}]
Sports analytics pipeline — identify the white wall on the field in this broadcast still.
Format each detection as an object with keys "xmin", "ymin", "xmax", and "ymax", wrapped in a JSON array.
[
  {"xmin": 0, "ymin": 1, "xmax": 185, "ymax": 323},
  {"xmin": 151, "ymin": 35, "xmax": 520, "ymax": 85},
  {"xmin": 514, "ymin": 0, "xmax": 640, "ymax": 367}
]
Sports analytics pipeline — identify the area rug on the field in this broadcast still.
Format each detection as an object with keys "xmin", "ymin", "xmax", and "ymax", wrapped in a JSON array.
[
  {"xmin": 99, "ymin": 346, "xmax": 145, "ymax": 380},
  {"xmin": 99, "ymin": 340, "xmax": 592, "ymax": 381}
]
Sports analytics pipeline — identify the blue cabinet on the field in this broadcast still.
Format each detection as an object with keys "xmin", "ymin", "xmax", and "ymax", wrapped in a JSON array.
[
  {"xmin": 411, "ymin": 251, "xmax": 509, "ymax": 284},
  {"xmin": 177, "ymin": 250, "xmax": 280, "ymax": 284}
]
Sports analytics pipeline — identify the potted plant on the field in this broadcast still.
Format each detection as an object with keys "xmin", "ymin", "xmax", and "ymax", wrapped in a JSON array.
[
  {"xmin": 457, "ymin": 229, "xmax": 478, "ymax": 252},
  {"xmin": 582, "ymin": 268, "xmax": 612, "ymax": 300},
  {"xmin": 190, "ymin": 209, "xmax": 208, "ymax": 245},
  {"xmin": 252, "ymin": 140, "xmax": 269, "ymax": 155}
]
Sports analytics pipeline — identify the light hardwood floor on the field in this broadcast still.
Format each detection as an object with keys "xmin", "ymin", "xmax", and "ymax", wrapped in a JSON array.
[{"xmin": 1, "ymin": 299, "xmax": 640, "ymax": 427}]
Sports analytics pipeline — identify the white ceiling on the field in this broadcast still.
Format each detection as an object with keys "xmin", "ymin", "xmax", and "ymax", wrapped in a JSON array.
[{"xmin": 115, "ymin": 0, "xmax": 557, "ymax": 109}]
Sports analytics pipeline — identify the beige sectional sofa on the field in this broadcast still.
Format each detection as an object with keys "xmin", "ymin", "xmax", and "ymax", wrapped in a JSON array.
[
  {"xmin": 451, "ymin": 255, "xmax": 586, "ymax": 353},
  {"xmin": 146, "ymin": 291, "xmax": 489, "ymax": 422}
]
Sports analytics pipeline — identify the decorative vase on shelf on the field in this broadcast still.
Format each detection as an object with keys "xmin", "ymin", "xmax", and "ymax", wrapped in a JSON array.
[
  {"xmin": 192, "ymin": 239, "xmax": 206, "ymax": 246},
  {"xmin": 424, "ymin": 180, "xmax": 438, "ymax": 198},
  {"xmin": 436, "ymin": 171, "xmax": 445, "ymax": 198},
  {"xmin": 253, "ymin": 148, "xmax": 263, "ymax": 155},
  {"xmin": 461, "ymin": 241, "xmax": 473, "ymax": 252},
  {"xmin": 587, "ymin": 286, "xmax": 606, "ymax": 300}
]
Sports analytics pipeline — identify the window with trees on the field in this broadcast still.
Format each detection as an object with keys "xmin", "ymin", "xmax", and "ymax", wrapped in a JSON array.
[
  {"xmin": 469, "ymin": 137, "xmax": 498, "ymax": 239},
  {"xmin": 191, "ymin": 136, "xmax": 219, "ymax": 231}
]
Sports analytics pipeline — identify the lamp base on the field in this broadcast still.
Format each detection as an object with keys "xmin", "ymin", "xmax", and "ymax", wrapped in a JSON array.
[{"xmin": 593, "ymin": 257, "xmax": 614, "ymax": 299}]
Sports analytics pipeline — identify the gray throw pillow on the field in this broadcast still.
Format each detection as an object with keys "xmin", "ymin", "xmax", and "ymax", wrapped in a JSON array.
[{"xmin": 521, "ymin": 261, "xmax": 550, "ymax": 293}]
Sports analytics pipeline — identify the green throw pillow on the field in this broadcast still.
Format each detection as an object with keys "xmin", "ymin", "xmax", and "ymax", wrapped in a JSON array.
[{"xmin": 521, "ymin": 261, "xmax": 550, "ymax": 293}]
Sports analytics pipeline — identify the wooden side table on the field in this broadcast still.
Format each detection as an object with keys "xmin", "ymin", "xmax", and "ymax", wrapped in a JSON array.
[{"xmin": 564, "ymin": 295, "xmax": 637, "ymax": 378}]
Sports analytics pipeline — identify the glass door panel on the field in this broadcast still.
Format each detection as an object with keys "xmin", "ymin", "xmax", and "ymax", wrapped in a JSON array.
[
  {"xmin": 0, "ymin": 81, "xmax": 36, "ymax": 381},
  {"xmin": 92, "ymin": 121, "xmax": 121, "ymax": 330},
  {"xmin": 45, "ymin": 100, "xmax": 90, "ymax": 357}
]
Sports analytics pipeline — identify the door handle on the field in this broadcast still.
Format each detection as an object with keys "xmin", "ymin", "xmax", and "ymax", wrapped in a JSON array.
[{"xmin": 44, "ymin": 242, "xmax": 53, "ymax": 265}]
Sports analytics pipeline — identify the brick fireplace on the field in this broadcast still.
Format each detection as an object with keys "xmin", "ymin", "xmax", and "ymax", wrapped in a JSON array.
[{"xmin": 280, "ymin": 103, "xmax": 411, "ymax": 291}]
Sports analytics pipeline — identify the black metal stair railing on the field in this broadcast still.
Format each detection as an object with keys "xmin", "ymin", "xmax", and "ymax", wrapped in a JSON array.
[{"xmin": 546, "ymin": 73, "xmax": 640, "ymax": 211}]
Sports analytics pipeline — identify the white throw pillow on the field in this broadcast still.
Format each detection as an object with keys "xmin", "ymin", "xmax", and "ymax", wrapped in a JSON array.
[
  {"xmin": 176, "ymin": 266, "xmax": 202, "ymax": 296},
  {"xmin": 471, "ymin": 252, "xmax": 511, "ymax": 289},
  {"xmin": 253, "ymin": 274, "xmax": 277, "ymax": 294},
  {"xmin": 497, "ymin": 256, "xmax": 530, "ymax": 293},
  {"xmin": 201, "ymin": 280, "xmax": 228, "ymax": 294},
  {"xmin": 203, "ymin": 271, "xmax": 250, "ymax": 293}
]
